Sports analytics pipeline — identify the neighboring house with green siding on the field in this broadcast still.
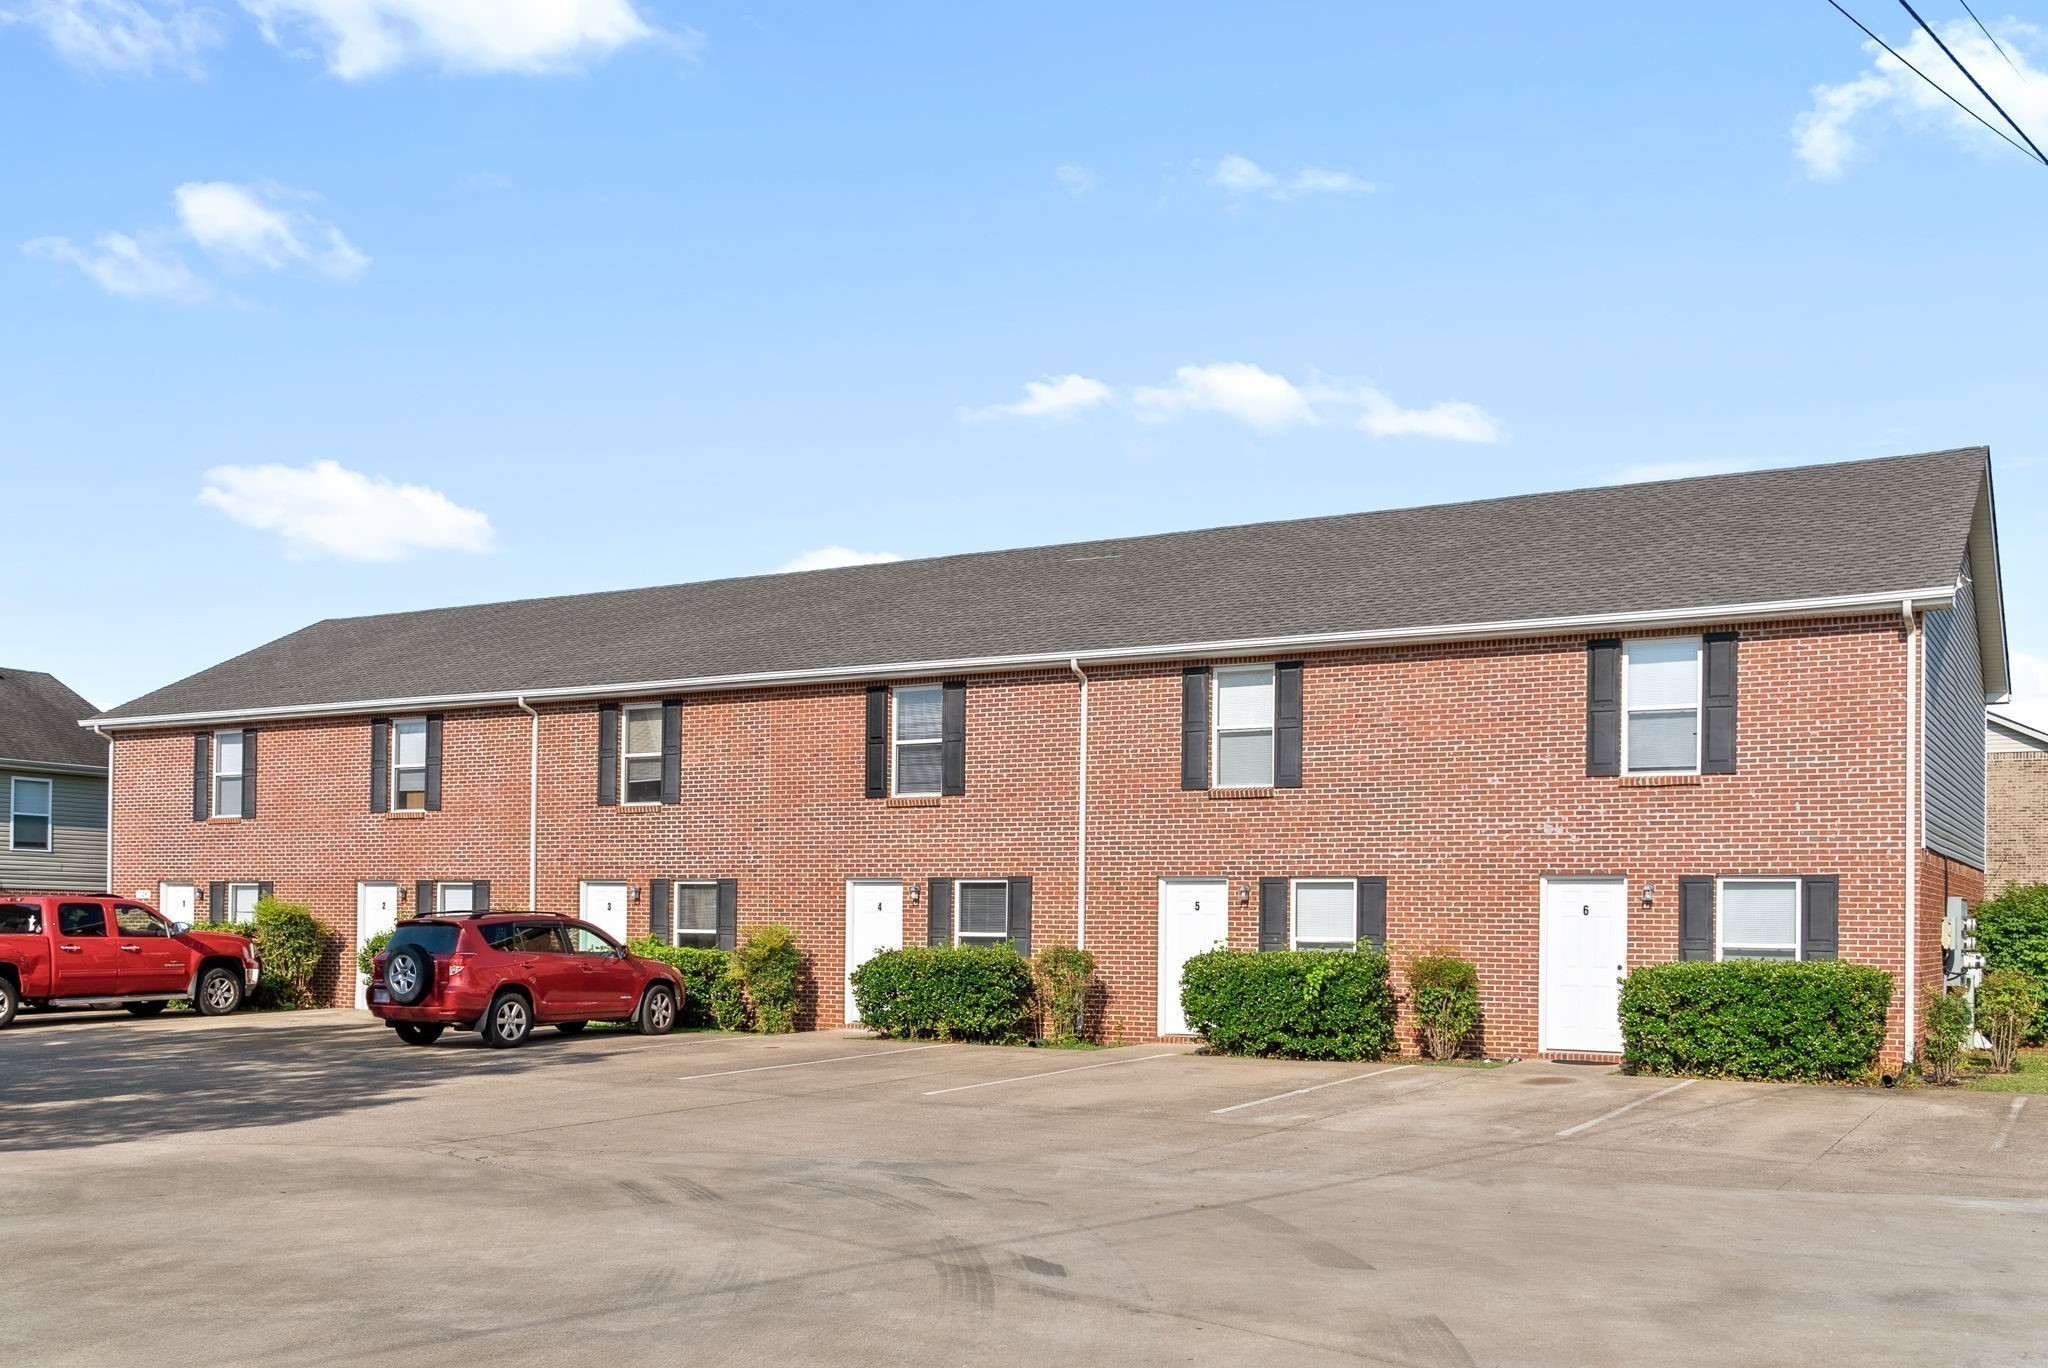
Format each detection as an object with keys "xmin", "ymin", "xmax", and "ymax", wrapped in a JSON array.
[{"xmin": 1, "ymin": 669, "xmax": 107, "ymax": 892}]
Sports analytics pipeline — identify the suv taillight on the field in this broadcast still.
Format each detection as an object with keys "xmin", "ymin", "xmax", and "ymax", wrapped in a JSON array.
[{"xmin": 446, "ymin": 952, "xmax": 474, "ymax": 981}]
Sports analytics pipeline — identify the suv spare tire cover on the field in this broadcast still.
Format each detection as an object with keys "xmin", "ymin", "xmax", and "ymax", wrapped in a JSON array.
[{"xmin": 386, "ymin": 944, "xmax": 435, "ymax": 1005}]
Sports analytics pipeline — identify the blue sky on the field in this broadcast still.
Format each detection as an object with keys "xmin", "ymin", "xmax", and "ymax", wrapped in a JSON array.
[{"xmin": 5, "ymin": 2, "xmax": 2047, "ymax": 716}]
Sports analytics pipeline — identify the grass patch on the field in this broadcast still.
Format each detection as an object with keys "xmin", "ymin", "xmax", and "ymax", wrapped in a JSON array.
[
  {"xmin": 1960, "ymin": 1048, "xmax": 2048, "ymax": 1093},
  {"xmin": 1414, "ymin": 1057, "xmax": 1508, "ymax": 1069}
]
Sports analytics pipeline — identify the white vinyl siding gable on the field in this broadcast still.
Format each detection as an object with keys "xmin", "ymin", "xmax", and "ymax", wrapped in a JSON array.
[{"xmin": 1622, "ymin": 637, "xmax": 1701, "ymax": 774}]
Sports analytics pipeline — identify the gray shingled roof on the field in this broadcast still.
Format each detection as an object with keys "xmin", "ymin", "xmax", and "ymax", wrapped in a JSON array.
[
  {"xmin": 2, "ymin": 670, "xmax": 110, "ymax": 768},
  {"xmin": 97, "ymin": 448, "xmax": 1994, "ymax": 724}
]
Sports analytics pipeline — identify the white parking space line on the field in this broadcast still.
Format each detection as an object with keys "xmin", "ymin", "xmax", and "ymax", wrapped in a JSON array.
[
  {"xmin": 1210, "ymin": 1065, "xmax": 1417, "ymax": 1115},
  {"xmin": 922, "ymin": 1052, "xmax": 1180, "ymax": 1096},
  {"xmin": 1555, "ymin": 1079, "xmax": 1696, "ymax": 1138},
  {"xmin": 1993, "ymin": 1096, "xmax": 2027, "ymax": 1150},
  {"xmin": 676, "ymin": 1043, "xmax": 950, "ymax": 1082}
]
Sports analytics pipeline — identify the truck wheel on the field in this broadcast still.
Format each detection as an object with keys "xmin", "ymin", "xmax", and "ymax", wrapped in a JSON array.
[
  {"xmin": 124, "ymin": 1001, "xmax": 170, "ymax": 1017},
  {"xmin": 0, "ymin": 977, "xmax": 17, "ymax": 1029},
  {"xmin": 194, "ymin": 966, "xmax": 244, "ymax": 1016},
  {"xmin": 482, "ymin": 993, "xmax": 532, "ymax": 1049},
  {"xmin": 394, "ymin": 1022, "xmax": 444, "ymax": 1046},
  {"xmin": 637, "ymin": 984, "xmax": 678, "ymax": 1036}
]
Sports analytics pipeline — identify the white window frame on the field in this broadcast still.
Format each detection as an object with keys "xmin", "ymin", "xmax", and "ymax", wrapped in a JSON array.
[
  {"xmin": 1289, "ymin": 877, "xmax": 1360, "ymax": 951},
  {"xmin": 1212, "ymin": 664, "xmax": 1277, "ymax": 789},
  {"xmin": 9, "ymin": 777, "xmax": 53, "ymax": 853},
  {"xmin": 226, "ymin": 882, "xmax": 262, "ymax": 921},
  {"xmin": 621, "ymin": 704, "xmax": 663, "ymax": 806},
  {"xmin": 437, "ymin": 881, "xmax": 476, "ymax": 914},
  {"xmin": 1620, "ymin": 636, "xmax": 1703, "ymax": 776},
  {"xmin": 670, "ymin": 880, "xmax": 720, "ymax": 947},
  {"xmin": 1715, "ymin": 877, "xmax": 1801, "ymax": 962},
  {"xmin": 954, "ymin": 879, "xmax": 1011, "ymax": 945},
  {"xmin": 891, "ymin": 684, "xmax": 944, "ymax": 798},
  {"xmin": 212, "ymin": 730, "xmax": 245, "ymax": 817},
  {"xmin": 391, "ymin": 716, "xmax": 429, "ymax": 810}
]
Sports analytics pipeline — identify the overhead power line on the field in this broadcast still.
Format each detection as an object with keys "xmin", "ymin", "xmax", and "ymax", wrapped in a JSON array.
[
  {"xmin": 1896, "ymin": 0, "xmax": 2048, "ymax": 163},
  {"xmin": 1955, "ymin": 0, "xmax": 2023, "ymax": 76},
  {"xmin": 1821, "ymin": 1, "xmax": 2045, "ymax": 165}
]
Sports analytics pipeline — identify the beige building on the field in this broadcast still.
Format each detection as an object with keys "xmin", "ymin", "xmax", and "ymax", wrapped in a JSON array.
[{"xmin": 1987, "ymin": 712, "xmax": 2048, "ymax": 893}]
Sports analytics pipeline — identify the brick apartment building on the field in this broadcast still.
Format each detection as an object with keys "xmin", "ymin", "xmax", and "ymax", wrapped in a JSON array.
[
  {"xmin": 1986, "ymin": 711, "xmax": 2048, "ymax": 892},
  {"xmin": 88, "ymin": 448, "xmax": 2006, "ymax": 1062}
]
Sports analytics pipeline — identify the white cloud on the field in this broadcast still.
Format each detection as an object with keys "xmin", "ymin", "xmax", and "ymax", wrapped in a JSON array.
[
  {"xmin": 1134, "ymin": 363, "xmax": 1316, "ymax": 431},
  {"xmin": 1795, "ymin": 19, "xmax": 2048, "ymax": 177},
  {"xmin": 960, "ymin": 374, "xmax": 1113, "ymax": 422},
  {"xmin": 1356, "ymin": 390, "xmax": 1501, "ymax": 443},
  {"xmin": 1, "ymin": 0, "xmax": 217, "ymax": 75},
  {"xmin": 24, "ymin": 180, "xmax": 365, "ymax": 301},
  {"xmin": 239, "ymin": 0, "xmax": 669, "ymax": 78},
  {"xmin": 1208, "ymin": 153, "xmax": 1374, "ymax": 201},
  {"xmin": 21, "ymin": 230, "xmax": 210, "ymax": 301},
  {"xmin": 174, "ymin": 181, "xmax": 368, "ymax": 278},
  {"xmin": 1054, "ymin": 163, "xmax": 1095, "ymax": 194},
  {"xmin": 199, "ymin": 460, "xmax": 496, "ymax": 561},
  {"xmin": 777, "ymin": 546, "xmax": 903, "ymax": 574}
]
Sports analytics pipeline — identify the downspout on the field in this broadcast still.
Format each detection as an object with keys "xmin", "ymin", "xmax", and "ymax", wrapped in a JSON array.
[
  {"xmin": 1903, "ymin": 600, "xmax": 1919, "ymax": 1065},
  {"xmin": 516, "ymin": 696, "xmax": 539, "ymax": 910},
  {"xmin": 89, "ymin": 724, "xmax": 111, "ymax": 895},
  {"xmin": 1067, "ymin": 657, "xmax": 1088, "ymax": 952}
]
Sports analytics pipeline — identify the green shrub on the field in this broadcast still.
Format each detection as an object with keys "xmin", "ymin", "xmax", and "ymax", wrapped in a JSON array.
[
  {"xmin": 1618, "ymin": 960, "xmax": 1893, "ymax": 1082},
  {"xmin": 249, "ymin": 897, "xmax": 328, "ymax": 1009},
  {"xmin": 731, "ymin": 924, "xmax": 803, "ymax": 1034},
  {"xmin": 851, "ymin": 945, "xmax": 1035, "ymax": 1043},
  {"xmin": 709, "ymin": 973, "xmax": 752, "ymax": 1032},
  {"xmin": 1976, "ymin": 883, "xmax": 2048, "ymax": 1042},
  {"xmin": 1406, "ymin": 952, "xmax": 1482, "ymax": 1060},
  {"xmin": 624, "ymin": 940, "xmax": 733, "ymax": 1029},
  {"xmin": 355, "ymin": 930, "xmax": 393, "ymax": 981},
  {"xmin": 1976, "ymin": 969, "xmax": 2040, "ymax": 1074},
  {"xmin": 1921, "ymin": 985, "xmax": 1971, "ymax": 1085},
  {"xmin": 1179, "ymin": 949, "xmax": 1396, "ymax": 1061},
  {"xmin": 1032, "ymin": 944, "xmax": 1096, "ymax": 1046}
]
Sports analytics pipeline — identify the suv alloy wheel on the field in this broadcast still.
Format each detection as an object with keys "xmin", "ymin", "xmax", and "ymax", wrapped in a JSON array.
[
  {"xmin": 482, "ymin": 992, "xmax": 533, "ymax": 1048},
  {"xmin": 637, "ymin": 983, "xmax": 678, "ymax": 1036}
]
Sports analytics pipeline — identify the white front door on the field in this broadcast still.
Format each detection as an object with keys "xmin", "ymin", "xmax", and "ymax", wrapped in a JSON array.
[
  {"xmin": 1540, "ymin": 877, "xmax": 1628, "ymax": 1054},
  {"xmin": 579, "ymin": 881, "xmax": 630, "ymax": 942},
  {"xmin": 1158, "ymin": 879, "xmax": 1230, "ymax": 1037},
  {"xmin": 354, "ymin": 882, "xmax": 399, "ymax": 1009},
  {"xmin": 845, "ymin": 880, "xmax": 906, "ymax": 1025},
  {"xmin": 158, "ymin": 883, "xmax": 196, "ymax": 928}
]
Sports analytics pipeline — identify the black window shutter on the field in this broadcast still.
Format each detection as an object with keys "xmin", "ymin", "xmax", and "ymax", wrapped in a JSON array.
[
  {"xmin": 648, "ymin": 881, "xmax": 671, "ymax": 941},
  {"xmin": 1356, "ymin": 877, "xmax": 1387, "ymax": 952},
  {"xmin": 208, "ymin": 880, "xmax": 226, "ymax": 924},
  {"xmin": 193, "ymin": 733, "xmax": 211, "ymax": 821},
  {"xmin": 240, "ymin": 730, "xmax": 258, "ymax": 818},
  {"xmin": 257, "ymin": 881, "xmax": 274, "ymax": 903},
  {"xmin": 424, "ymin": 714, "xmax": 444, "ymax": 810},
  {"xmin": 1801, "ymin": 876, "xmax": 1839, "ymax": 961},
  {"xmin": 864, "ymin": 686, "xmax": 889, "ymax": 799},
  {"xmin": 416, "ymin": 880, "xmax": 434, "ymax": 915},
  {"xmin": 715, "ymin": 878, "xmax": 738, "ymax": 951},
  {"xmin": 1181, "ymin": 667, "xmax": 1211, "ymax": 790},
  {"xmin": 596, "ymin": 703, "xmax": 619, "ymax": 807},
  {"xmin": 1586, "ymin": 638, "xmax": 1622, "ymax": 777},
  {"xmin": 1258, "ymin": 877, "xmax": 1288, "ymax": 951},
  {"xmin": 1007, "ymin": 876, "xmax": 1032, "ymax": 958},
  {"xmin": 474, "ymin": 880, "xmax": 491, "ymax": 912},
  {"xmin": 1701, "ymin": 632, "xmax": 1738, "ymax": 775},
  {"xmin": 660, "ymin": 700, "xmax": 682, "ymax": 805},
  {"xmin": 941, "ymin": 680, "xmax": 967, "ymax": 796},
  {"xmin": 370, "ymin": 718, "xmax": 390, "ymax": 813},
  {"xmin": 1678, "ymin": 877, "xmax": 1714, "ymax": 960},
  {"xmin": 928, "ymin": 878, "xmax": 953, "ymax": 947},
  {"xmin": 1275, "ymin": 662, "xmax": 1303, "ymax": 789}
]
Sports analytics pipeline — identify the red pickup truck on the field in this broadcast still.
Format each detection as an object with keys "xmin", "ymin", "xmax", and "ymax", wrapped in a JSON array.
[{"xmin": 0, "ymin": 894, "xmax": 260, "ymax": 1028}]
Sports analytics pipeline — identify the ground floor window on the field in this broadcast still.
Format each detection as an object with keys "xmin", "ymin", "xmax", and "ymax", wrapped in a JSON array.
[
  {"xmin": 227, "ymin": 882, "xmax": 262, "ymax": 921},
  {"xmin": 1717, "ymin": 878, "xmax": 1799, "ymax": 960},
  {"xmin": 437, "ymin": 882, "xmax": 476, "ymax": 914},
  {"xmin": 956, "ymin": 880, "xmax": 1010, "ymax": 944},
  {"xmin": 1291, "ymin": 878, "xmax": 1359, "ymax": 950},
  {"xmin": 673, "ymin": 881, "xmax": 719, "ymax": 947}
]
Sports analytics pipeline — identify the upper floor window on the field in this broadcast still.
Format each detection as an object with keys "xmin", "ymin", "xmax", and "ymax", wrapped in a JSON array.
[
  {"xmin": 213, "ymin": 730, "xmax": 246, "ymax": 816},
  {"xmin": 622, "ymin": 704, "xmax": 663, "ymax": 805},
  {"xmin": 1214, "ymin": 665, "xmax": 1276, "ymax": 788},
  {"xmin": 672, "ymin": 881, "xmax": 719, "ymax": 947},
  {"xmin": 10, "ymin": 777, "xmax": 52, "ymax": 852},
  {"xmin": 392, "ymin": 717, "xmax": 429, "ymax": 810},
  {"xmin": 1291, "ymin": 879, "xmax": 1359, "ymax": 951},
  {"xmin": 1718, "ymin": 878, "xmax": 1800, "ymax": 961},
  {"xmin": 1623, "ymin": 637, "xmax": 1700, "ymax": 774},
  {"xmin": 892, "ymin": 685, "xmax": 944, "ymax": 797}
]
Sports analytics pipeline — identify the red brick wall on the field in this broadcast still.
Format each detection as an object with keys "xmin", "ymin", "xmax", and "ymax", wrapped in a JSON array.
[
  {"xmin": 1987, "ymin": 751, "xmax": 2048, "ymax": 893},
  {"xmin": 110, "ymin": 611, "xmax": 1942, "ymax": 1060}
]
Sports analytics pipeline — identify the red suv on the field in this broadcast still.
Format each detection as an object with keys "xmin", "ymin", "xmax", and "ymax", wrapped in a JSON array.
[{"xmin": 367, "ymin": 911, "xmax": 683, "ymax": 1048}]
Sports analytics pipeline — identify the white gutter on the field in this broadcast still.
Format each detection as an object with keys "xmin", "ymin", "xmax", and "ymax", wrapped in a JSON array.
[
  {"xmin": 88, "ymin": 724, "xmax": 111, "ymax": 895},
  {"xmin": 515, "ymin": 696, "xmax": 540, "ymax": 910},
  {"xmin": 82, "ymin": 586, "xmax": 1960, "ymax": 732},
  {"xmin": 0, "ymin": 756, "xmax": 109, "ymax": 776},
  {"xmin": 1067, "ymin": 657, "xmax": 1088, "ymax": 952},
  {"xmin": 1903, "ymin": 599, "xmax": 1920, "ymax": 1066}
]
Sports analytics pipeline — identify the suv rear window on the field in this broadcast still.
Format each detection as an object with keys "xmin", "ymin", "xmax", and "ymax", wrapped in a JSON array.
[
  {"xmin": 0, "ymin": 904, "xmax": 40, "ymax": 934},
  {"xmin": 388, "ymin": 923, "xmax": 460, "ymax": 957}
]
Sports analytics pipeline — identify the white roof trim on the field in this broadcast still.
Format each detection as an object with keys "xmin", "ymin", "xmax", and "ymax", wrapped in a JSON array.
[
  {"xmin": 85, "ymin": 586, "xmax": 1958, "ymax": 733},
  {"xmin": 0, "ymin": 756, "xmax": 108, "ymax": 777},
  {"xmin": 1987, "ymin": 710, "xmax": 2048, "ymax": 749}
]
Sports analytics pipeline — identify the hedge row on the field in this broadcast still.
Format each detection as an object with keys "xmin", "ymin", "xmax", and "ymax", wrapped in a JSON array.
[
  {"xmin": 624, "ymin": 941, "xmax": 748, "ymax": 1030},
  {"xmin": 1618, "ymin": 960, "xmax": 1893, "ymax": 1082},
  {"xmin": 849, "ymin": 944, "xmax": 1037, "ymax": 1043},
  {"xmin": 1180, "ymin": 948, "xmax": 1397, "ymax": 1061}
]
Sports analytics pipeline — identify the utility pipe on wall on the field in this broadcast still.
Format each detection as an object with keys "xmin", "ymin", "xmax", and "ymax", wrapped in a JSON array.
[
  {"xmin": 1067, "ymin": 657, "xmax": 1089, "ymax": 951},
  {"xmin": 89, "ymin": 723, "xmax": 111, "ymax": 895},
  {"xmin": 1903, "ymin": 599, "xmax": 1920, "ymax": 1064},
  {"xmin": 516, "ymin": 696, "xmax": 540, "ymax": 910}
]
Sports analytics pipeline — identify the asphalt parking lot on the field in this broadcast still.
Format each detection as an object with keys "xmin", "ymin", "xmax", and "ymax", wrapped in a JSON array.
[{"xmin": 3, "ymin": 1012, "xmax": 2045, "ymax": 1368}]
